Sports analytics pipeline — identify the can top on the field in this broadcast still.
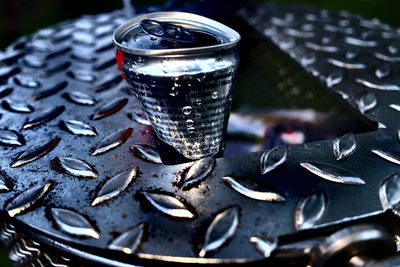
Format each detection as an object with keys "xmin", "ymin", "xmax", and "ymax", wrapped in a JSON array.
[{"xmin": 113, "ymin": 12, "xmax": 240, "ymax": 57}]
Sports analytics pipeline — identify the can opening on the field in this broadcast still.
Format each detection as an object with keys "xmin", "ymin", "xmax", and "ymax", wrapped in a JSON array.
[
  {"xmin": 122, "ymin": 22, "xmax": 221, "ymax": 50},
  {"xmin": 140, "ymin": 19, "xmax": 198, "ymax": 44},
  {"xmin": 113, "ymin": 12, "xmax": 240, "ymax": 56}
]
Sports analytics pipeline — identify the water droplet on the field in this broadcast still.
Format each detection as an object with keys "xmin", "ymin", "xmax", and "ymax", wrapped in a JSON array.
[
  {"xmin": 0, "ymin": 129, "xmax": 24, "ymax": 146},
  {"xmin": 345, "ymin": 36, "xmax": 377, "ymax": 47},
  {"xmin": 91, "ymin": 128, "xmax": 133, "ymax": 156},
  {"xmin": 50, "ymin": 208, "xmax": 100, "ymax": 239},
  {"xmin": 260, "ymin": 146, "xmax": 288, "ymax": 175},
  {"xmin": 223, "ymin": 176, "xmax": 285, "ymax": 202},
  {"xmin": 355, "ymin": 78, "xmax": 400, "ymax": 91},
  {"xmin": 73, "ymin": 31, "xmax": 95, "ymax": 45},
  {"xmin": 356, "ymin": 92, "xmax": 377, "ymax": 113},
  {"xmin": 56, "ymin": 156, "xmax": 98, "ymax": 178},
  {"xmin": 161, "ymin": 58, "xmax": 169, "ymax": 68},
  {"xmin": 327, "ymin": 58, "xmax": 366, "ymax": 69},
  {"xmin": 108, "ymin": 223, "xmax": 145, "ymax": 254},
  {"xmin": 11, "ymin": 138, "xmax": 60, "ymax": 168},
  {"xmin": 333, "ymin": 133, "xmax": 357, "ymax": 161},
  {"xmin": 295, "ymin": 191, "xmax": 327, "ymax": 230},
  {"xmin": 169, "ymin": 88, "xmax": 178, "ymax": 96},
  {"xmin": 195, "ymin": 98, "xmax": 202, "ymax": 105},
  {"xmin": 92, "ymin": 169, "xmax": 137, "ymax": 206},
  {"xmin": 301, "ymin": 53, "xmax": 316, "ymax": 66},
  {"xmin": 39, "ymin": 61, "xmax": 71, "ymax": 78},
  {"xmin": 131, "ymin": 144, "xmax": 162, "ymax": 164},
  {"xmin": 13, "ymin": 74, "xmax": 40, "ymax": 88},
  {"xmin": 375, "ymin": 64, "xmax": 391, "ymax": 79},
  {"xmin": 92, "ymin": 74, "xmax": 122, "ymax": 93},
  {"xmin": 65, "ymin": 91, "xmax": 96, "ymax": 106},
  {"xmin": 326, "ymin": 70, "xmax": 343, "ymax": 87},
  {"xmin": 372, "ymin": 150, "xmax": 400, "ymax": 165},
  {"xmin": 32, "ymin": 81, "xmax": 68, "ymax": 100},
  {"xmin": 182, "ymin": 106, "xmax": 192, "ymax": 115},
  {"xmin": 141, "ymin": 192, "xmax": 195, "ymax": 219},
  {"xmin": 130, "ymin": 112, "xmax": 151, "ymax": 126},
  {"xmin": 62, "ymin": 120, "xmax": 97, "ymax": 136},
  {"xmin": 0, "ymin": 66, "xmax": 19, "ymax": 81},
  {"xmin": 2, "ymin": 99, "xmax": 34, "ymax": 114},
  {"xmin": 23, "ymin": 54, "xmax": 46, "ymax": 68},
  {"xmin": 345, "ymin": 48, "xmax": 360, "ymax": 60},
  {"xmin": 90, "ymin": 98, "xmax": 128, "ymax": 120},
  {"xmin": 0, "ymin": 86, "xmax": 12, "ymax": 99},
  {"xmin": 379, "ymin": 173, "xmax": 400, "ymax": 211},
  {"xmin": 199, "ymin": 206, "xmax": 239, "ymax": 257},
  {"xmin": 67, "ymin": 69, "xmax": 97, "ymax": 83},
  {"xmin": 211, "ymin": 91, "xmax": 218, "ymax": 99},
  {"xmin": 7, "ymin": 183, "xmax": 53, "ymax": 217},
  {"xmin": 186, "ymin": 119, "xmax": 194, "ymax": 128},
  {"xmin": 0, "ymin": 173, "xmax": 10, "ymax": 192},
  {"xmin": 180, "ymin": 156, "xmax": 215, "ymax": 190},
  {"xmin": 300, "ymin": 162, "xmax": 365, "ymax": 185},
  {"xmin": 22, "ymin": 106, "xmax": 65, "ymax": 130}
]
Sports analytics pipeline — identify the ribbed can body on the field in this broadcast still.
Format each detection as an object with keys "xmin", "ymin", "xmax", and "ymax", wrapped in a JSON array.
[
  {"xmin": 122, "ymin": 51, "xmax": 238, "ymax": 160},
  {"xmin": 113, "ymin": 11, "xmax": 240, "ymax": 163}
]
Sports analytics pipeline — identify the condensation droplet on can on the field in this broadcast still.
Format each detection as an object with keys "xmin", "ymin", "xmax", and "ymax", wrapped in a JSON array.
[
  {"xmin": 186, "ymin": 119, "xmax": 194, "ymax": 127},
  {"xmin": 161, "ymin": 57, "xmax": 169, "ymax": 67},
  {"xmin": 212, "ymin": 91, "xmax": 218, "ymax": 99},
  {"xmin": 170, "ymin": 88, "xmax": 178, "ymax": 96},
  {"xmin": 182, "ymin": 106, "xmax": 192, "ymax": 115}
]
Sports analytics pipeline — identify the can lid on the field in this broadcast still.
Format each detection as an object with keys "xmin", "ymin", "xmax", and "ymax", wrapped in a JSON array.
[
  {"xmin": 139, "ymin": 19, "xmax": 198, "ymax": 45},
  {"xmin": 113, "ymin": 12, "xmax": 240, "ymax": 57}
]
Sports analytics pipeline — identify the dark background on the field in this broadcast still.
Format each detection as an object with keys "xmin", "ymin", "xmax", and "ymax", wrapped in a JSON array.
[
  {"xmin": 1, "ymin": 0, "xmax": 400, "ymax": 49},
  {"xmin": 0, "ymin": 0, "xmax": 399, "ymax": 266}
]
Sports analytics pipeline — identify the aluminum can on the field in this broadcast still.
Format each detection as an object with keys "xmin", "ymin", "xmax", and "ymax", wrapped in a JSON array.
[{"xmin": 113, "ymin": 12, "xmax": 240, "ymax": 164}]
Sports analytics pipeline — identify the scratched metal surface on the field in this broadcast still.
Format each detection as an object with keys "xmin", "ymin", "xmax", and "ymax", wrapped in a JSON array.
[{"xmin": 0, "ymin": 3, "xmax": 400, "ymax": 266}]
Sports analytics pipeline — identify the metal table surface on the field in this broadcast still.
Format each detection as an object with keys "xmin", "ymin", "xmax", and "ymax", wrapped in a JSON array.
[{"xmin": 1, "ymin": 2, "xmax": 400, "ymax": 266}]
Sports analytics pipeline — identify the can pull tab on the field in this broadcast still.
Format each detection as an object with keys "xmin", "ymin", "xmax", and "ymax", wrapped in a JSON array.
[{"xmin": 140, "ymin": 19, "xmax": 197, "ymax": 44}]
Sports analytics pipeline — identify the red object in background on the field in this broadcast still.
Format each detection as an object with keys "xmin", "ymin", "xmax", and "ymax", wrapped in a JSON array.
[
  {"xmin": 116, "ymin": 49, "xmax": 124, "ymax": 70},
  {"xmin": 116, "ymin": 49, "xmax": 127, "ymax": 80},
  {"xmin": 280, "ymin": 130, "xmax": 305, "ymax": 144}
]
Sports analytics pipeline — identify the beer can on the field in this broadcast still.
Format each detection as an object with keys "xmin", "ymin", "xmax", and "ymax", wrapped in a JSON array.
[{"xmin": 113, "ymin": 12, "xmax": 240, "ymax": 164}]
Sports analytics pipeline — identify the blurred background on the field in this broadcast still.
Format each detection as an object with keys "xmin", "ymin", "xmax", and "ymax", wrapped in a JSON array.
[
  {"xmin": 1, "ymin": 0, "xmax": 400, "ymax": 50},
  {"xmin": 1, "ymin": 0, "xmax": 399, "ymax": 266}
]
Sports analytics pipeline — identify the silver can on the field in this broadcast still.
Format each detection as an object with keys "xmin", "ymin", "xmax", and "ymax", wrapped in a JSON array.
[{"xmin": 113, "ymin": 12, "xmax": 240, "ymax": 164}]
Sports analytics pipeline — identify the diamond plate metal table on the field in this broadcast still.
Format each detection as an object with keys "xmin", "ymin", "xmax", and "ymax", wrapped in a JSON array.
[{"xmin": 1, "ymin": 2, "xmax": 400, "ymax": 266}]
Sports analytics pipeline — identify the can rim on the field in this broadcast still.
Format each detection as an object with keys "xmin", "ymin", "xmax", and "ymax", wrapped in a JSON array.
[{"xmin": 113, "ymin": 12, "xmax": 241, "ymax": 57}]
